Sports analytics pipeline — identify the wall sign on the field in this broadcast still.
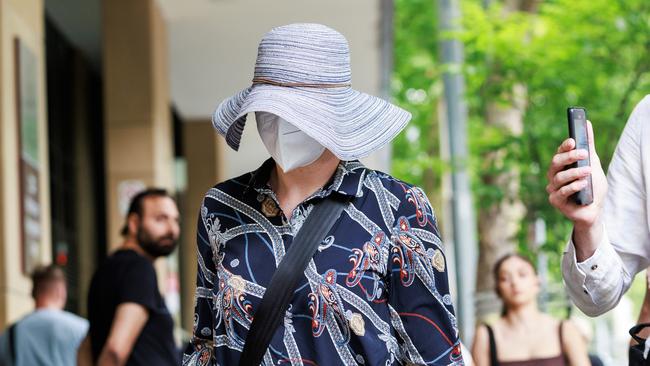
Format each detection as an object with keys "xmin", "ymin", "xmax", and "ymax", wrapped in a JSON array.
[{"xmin": 15, "ymin": 38, "xmax": 42, "ymax": 275}]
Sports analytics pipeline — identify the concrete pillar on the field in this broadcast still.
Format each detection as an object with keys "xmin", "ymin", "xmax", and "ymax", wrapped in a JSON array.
[
  {"xmin": 0, "ymin": 0, "xmax": 51, "ymax": 326},
  {"xmin": 72, "ymin": 53, "xmax": 97, "ymax": 317},
  {"xmin": 180, "ymin": 120, "xmax": 223, "ymax": 331},
  {"xmin": 103, "ymin": 0, "xmax": 174, "ymax": 249}
]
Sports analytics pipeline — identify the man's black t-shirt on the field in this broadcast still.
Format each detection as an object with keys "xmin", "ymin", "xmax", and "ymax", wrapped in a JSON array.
[{"xmin": 87, "ymin": 249, "xmax": 179, "ymax": 365}]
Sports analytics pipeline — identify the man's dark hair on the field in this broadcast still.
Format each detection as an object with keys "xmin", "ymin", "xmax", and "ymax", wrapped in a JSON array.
[
  {"xmin": 31, "ymin": 264, "xmax": 65, "ymax": 299},
  {"xmin": 120, "ymin": 188, "xmax": 171, "ymax": 237}
]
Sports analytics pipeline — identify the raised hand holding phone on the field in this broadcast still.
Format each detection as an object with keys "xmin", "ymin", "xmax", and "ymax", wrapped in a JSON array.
[{"xmin": 546, "ymin": 108, "xmax": 608, "ymax": 261}]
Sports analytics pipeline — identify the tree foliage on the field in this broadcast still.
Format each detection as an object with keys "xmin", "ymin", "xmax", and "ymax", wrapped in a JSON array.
[{"xmin": 392, "ymin": 0, "xmax": 650, "ymax": 284}]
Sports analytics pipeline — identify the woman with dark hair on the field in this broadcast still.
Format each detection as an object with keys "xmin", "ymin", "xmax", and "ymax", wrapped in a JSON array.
[{"xmin": 471, "ymin": 254, "xmax": 590, "ymax": 366}]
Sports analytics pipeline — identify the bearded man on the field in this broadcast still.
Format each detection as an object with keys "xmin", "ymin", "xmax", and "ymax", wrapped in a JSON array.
[{"xmin": 81, "ymin": 188, "xmax": 181, "ymax": 366}]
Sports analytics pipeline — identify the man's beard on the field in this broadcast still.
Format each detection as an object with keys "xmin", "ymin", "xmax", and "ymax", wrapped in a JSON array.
[{"xmin": 136, "ymin": 227, "xmax": 178, "ymax": 258}]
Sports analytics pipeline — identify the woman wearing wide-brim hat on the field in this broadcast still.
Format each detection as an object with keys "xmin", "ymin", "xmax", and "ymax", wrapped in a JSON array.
[{"xmin": 184, "ymin": 23, "xmax": 464, "ymax": 366}]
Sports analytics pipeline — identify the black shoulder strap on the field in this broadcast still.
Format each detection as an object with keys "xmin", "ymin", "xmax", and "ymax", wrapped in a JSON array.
[
  {"xmin": 8, "ymin": 322, "xmax": 17, "ymax": 365},
  {"xmin": 239, "ymin": 194, "xmax": 349, "ymax": 366},
  {"xmin": 485, "ymin": 324, "xmax": 498, "ymax": 366}
]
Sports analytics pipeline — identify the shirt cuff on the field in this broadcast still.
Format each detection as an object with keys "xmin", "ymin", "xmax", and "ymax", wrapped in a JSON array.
[{"xmin": 562, "ymin": 228, "xmax": 622, "ymax": 316}]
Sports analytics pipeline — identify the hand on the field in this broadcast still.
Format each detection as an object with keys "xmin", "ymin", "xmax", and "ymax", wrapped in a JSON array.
[{"xmin": 546, "ymin": 121, "xmax": 607, "ymax": 260}]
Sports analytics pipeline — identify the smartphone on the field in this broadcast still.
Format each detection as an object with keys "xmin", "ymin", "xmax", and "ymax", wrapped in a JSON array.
[{"xmin": 567, "ymin": 107, "xmax": 593, "ymax": 205}]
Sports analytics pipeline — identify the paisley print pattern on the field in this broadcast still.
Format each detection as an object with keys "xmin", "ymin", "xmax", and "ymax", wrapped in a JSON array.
[{"xmin": 183, "ymin": 159, "xmax": 463, "ymax": 366}]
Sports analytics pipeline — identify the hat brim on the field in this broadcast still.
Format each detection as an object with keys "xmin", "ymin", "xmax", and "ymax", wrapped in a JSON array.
[{"xmin": 212, "ymin": 84, "xmax": 411, "ymax": 161}]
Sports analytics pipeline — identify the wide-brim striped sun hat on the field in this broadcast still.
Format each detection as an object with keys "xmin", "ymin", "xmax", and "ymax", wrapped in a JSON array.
[{"xmin": 212, "ymin": 23, "xmax": 411, "ymax": 161}]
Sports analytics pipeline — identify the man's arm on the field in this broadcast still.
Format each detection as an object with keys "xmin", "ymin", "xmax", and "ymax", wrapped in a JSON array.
[
  {"xmin": 77, "ymin": 334, "xmax": 92, "ymax": 366},
  {"xmin": 97, "ymin": 303, "xmax": 149, "ymax": 366},
  {"xmin": 548, "ymin": 101, "xmax": 650, "ymax": 315}
]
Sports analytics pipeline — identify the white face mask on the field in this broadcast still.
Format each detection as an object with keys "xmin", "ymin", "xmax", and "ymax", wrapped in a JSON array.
[{"xmin": 255, "ymin": 112, "xmax": 326, "ymax": 173}]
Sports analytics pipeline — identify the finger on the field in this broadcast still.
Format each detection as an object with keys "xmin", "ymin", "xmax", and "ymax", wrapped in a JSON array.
[
  {"xmin": 548, "ymin": 139, "xmax": 577, "ymax": 181},
  {"xmin": 557, "ymin": 138, "xmax": 576, "ymax": 154},
  {"xmin": 551, "ymin": 166, "xmax": 592, "ymax": 191},
  {"xmin": 586, "ymin": 120, "xmax": 595, "ymax": 152},
  {"xmin": 548, "ymin": 149, "xmax": 589, "ymax": 178},
  {"xmin": 586, "ymin": 120, "xmax": 601, "ymax": 164},
  {"xmin": 556, "ymin": 179, "xmax": 589, "ymax": 200}
]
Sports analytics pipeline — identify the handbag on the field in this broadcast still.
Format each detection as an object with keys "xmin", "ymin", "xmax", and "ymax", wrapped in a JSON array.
[
  {"xmin": 629, "ymin": 323, "xmax": 650, "ymax": 366},
  {"xmin": 239, "ymin": 194, "xmax": 349, "ymax": 366}
]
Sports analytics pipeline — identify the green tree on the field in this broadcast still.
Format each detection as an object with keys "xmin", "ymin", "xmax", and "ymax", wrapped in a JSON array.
[
  {"xmin": 393, "ymin": 0, "xmax": 445, "ymax": 213},
  {"xmin": 393, "ymin": 0, "xmax": 650, "ymax": 319}
]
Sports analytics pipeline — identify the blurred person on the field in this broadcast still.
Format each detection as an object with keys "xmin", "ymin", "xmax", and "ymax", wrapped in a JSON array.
[
  {"xmin": 472, "ymin": 254, "xmax": 590, "ymax": 366},
  {"xmin": 183, "ymin": 23, "xmax": 462, "ymax": 365},
  {"xmin": 78, "ymin": 188, "xmax": 180, "ymax": 366},
  {"xmin": 0, "ymin": 264, "xmax": 88, "ymax": 366},
  {"xmin": 546, "ymin": 96, "xmax": 650, "ymax": 317}
]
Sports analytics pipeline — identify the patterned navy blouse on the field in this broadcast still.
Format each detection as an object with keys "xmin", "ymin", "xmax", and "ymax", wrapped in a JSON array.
[{"xmin": 183, "ymin": 159, "xmax": 463, "ymax": 366}]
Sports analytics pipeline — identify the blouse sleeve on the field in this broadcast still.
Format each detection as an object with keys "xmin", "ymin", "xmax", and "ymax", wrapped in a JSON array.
[{"xmin": 387, "ymin": 185, "xmax": 463, "ymax": 365}]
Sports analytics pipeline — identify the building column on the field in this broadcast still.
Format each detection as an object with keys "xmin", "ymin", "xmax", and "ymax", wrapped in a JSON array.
[
  {"xmin": 180, "ymin": 120, "xmax": 223, "ymax": 332},
  {"xmin": 0, "ymin": 0, "xmax": 51, "ymax": 326},
  {"xmin": 72, "ymin": 52, "xmax": 100, "ymax": 317},
  {"xmin": 103, "ymin": 0, "xmax": 174, "ymax": 249}
]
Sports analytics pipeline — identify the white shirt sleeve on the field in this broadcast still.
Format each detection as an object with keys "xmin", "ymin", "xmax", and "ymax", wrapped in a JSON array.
[
  {"xmin": 562, "ymin": 229, "xmax": 628, "ymax": 316},
  {"xmin": 562, "ymin": 95, "xmax": 650, "ymax": 316}
]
